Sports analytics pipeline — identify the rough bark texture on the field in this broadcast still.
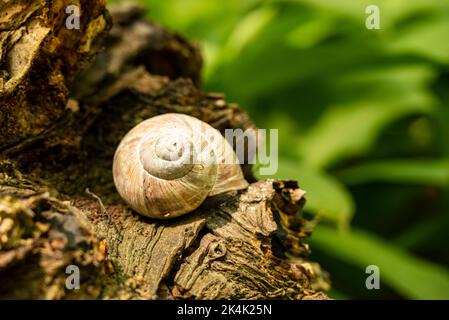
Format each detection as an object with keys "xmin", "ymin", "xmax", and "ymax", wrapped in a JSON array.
[{"xmin": 0, "ymin": 1, "xmax": 330, "ymax": 299}]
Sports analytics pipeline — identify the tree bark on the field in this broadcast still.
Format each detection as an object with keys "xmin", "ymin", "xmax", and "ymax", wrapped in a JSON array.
[{"xmin": 0, "ymin": 1, "xmax": 330, "ymax": 299}]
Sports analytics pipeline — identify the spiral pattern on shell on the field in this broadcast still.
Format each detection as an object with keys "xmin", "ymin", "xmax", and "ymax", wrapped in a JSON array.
[{"xmin": 113, "ymin": 113, "xmax": 248, "ymax": 219}]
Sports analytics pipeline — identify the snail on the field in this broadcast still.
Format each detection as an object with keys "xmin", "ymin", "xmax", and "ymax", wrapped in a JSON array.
[{"xmin": 113, "ymin": 113, "xmax": 249, "ymax": 219}]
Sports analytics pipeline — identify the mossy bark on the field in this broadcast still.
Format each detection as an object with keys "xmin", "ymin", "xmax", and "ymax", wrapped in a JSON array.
[{"xmin": 0, "ymin": 1, "xmax": 329, "ymax": 299}]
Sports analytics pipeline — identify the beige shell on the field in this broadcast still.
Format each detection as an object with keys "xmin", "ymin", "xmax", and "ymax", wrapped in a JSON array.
[{"xmin": 113, "ymin": 113, "xmax": 249, "ymax": 219}]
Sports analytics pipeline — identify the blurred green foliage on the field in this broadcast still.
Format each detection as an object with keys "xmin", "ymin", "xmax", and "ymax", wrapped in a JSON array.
[{"xmin": 120, "ymin": 0, "xmax": 449, "ymax": 299}]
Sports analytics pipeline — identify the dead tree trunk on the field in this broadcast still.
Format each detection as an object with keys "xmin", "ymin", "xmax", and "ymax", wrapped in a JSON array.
[{"xmin": 0, "ymin": 1, "xmax": 329, "ymax": 299}]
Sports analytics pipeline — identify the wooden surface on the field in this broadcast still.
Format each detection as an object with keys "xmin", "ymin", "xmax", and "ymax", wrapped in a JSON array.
[{"xmin": 0, "ymin": 1, "xmax": 329, "ymax": 299}]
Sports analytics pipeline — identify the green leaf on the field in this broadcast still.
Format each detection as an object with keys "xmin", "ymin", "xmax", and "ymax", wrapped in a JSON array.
[
  {"xmin": 388, "ymin": 15, "xmax": 449, "ymax": 63},
  {"xmin": 208, "ymin": 39, "xmax": 387, "ymax": 105},
  {"xmin": 394, "ymin": 214, "xmax": 449, "ymax": 249},
  {"xmin": 224, "ymin": 6, "xmax": 277, "ymax": 59},
  {"xmin": 289, "ymin": 0, "xmax": 449, "ymax": 29},
  {"xmin": 260, "ymin": 159, "xmax": 354, "ymax": 228},
  {"xmin": 286, "ymin": 17, "xmax": 335, "ymax": 49},
  {"xmin": 298, "ymin": 89, "xmax": 436, "ymax": 169},
  {"xmin": 311, "ymin": 226, "xmax": 449, "ymax": 299},
  {"xmin": 336, "ymin": 159, "xmax": 449, "ymax": 186},
  {"xmin": 205, "ymin": 6, "xmax": 277, "ymax": 80}
]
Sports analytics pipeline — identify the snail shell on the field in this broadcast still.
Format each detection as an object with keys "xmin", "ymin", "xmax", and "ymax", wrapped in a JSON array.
[{"xmin": 113, "ymin": 113, "xmax": 249, "ymax": 219}]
